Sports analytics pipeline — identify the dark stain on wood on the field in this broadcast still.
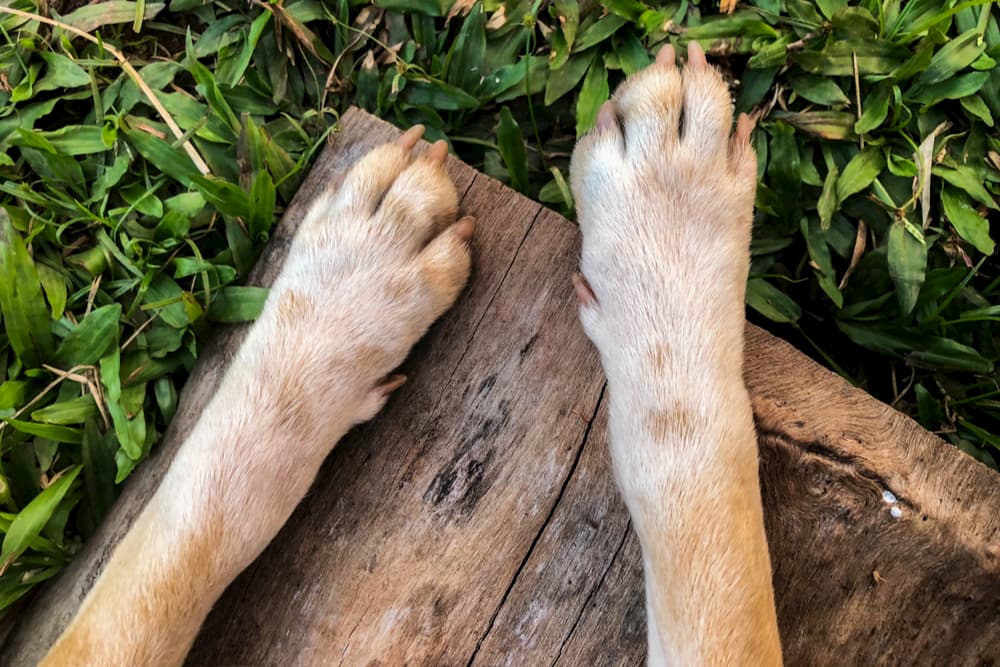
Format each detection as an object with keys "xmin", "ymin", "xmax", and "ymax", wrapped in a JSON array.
[
  {"xmin": 519, "ymin": 333, "xmax": 539, "ymax": 360},
  {"xmin": 477, "ymin": 373, "xmax": 497, "ymax": 395},
  {"xmin": 3, "ymin": 109, "xmax": 999, "ymax": 667},
  {"xmin": 424, "ymin": 446, "xmax": 497, "ymax": 515}
]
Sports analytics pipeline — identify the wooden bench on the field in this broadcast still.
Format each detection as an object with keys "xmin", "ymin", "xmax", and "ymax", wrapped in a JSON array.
[{"xmin": 4, "ymin": 108, "xmax": 999, "ymax": 665}]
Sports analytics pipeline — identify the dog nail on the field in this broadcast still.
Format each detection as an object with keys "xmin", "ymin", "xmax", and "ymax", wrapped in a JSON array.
[
  {"xmin": 453, "ymin": 216, "xmax": 475, "ymax": 243},
  {"xmin": 687, "ymin": 41, "xmax": 707, "ymax": 68},
  {"xmin": 375, "ymin": 373, "xmax": 407, "ymax": 396},
  {"xmin": 397, "ymin": 125, "xmax": 425, "ymax": 150},
  {"xmin": 427, "ymin": 140, "xmax": 449, "ymax": 163},
  {"xmin": 656, "ymin": 44, "xmax": 676, "ymax": 68},
  {"xmin": 596, "ymin": 101, "xmax": 618, "ymax": 131},
  {"xmin": 573, "ymin": 272, "xmax": 598, "ymax": 307}
]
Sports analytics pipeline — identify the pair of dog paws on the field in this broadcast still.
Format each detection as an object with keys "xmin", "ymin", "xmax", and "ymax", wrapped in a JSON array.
[{"xmin": 273, "ymin": 42, "xmax": 756, "ymax": 411}]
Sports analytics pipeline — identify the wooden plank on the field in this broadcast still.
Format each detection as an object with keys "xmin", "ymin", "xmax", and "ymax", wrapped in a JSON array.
[
  {"xmin": 187, "ymin": 206, "xmax": 605, "ymax": 664},
  {"xmin": 553, "ymin": 531, "xmax": 645, "ymax": 667},
  {"xmin": 469, "ymin": 400, "xmax": 645, "ymax": 666},
  {"xmin": 186, "ymin": 112, "xmax": 1000, "ymax": 664},
  {"xmin": 747, "ymin": 325, "xmax": 1000, "ymax": 664},
  {"xmin": 5, "ymin": 108, "xmax": 1000, "ymax": 666}
]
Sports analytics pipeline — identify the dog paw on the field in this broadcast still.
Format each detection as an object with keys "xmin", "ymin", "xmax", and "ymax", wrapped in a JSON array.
[
  {"xmin": 264, "ymin": 126, "xmax": 473, "ymax": 419},
  {"xmin": 570, "ymin": 42, "xmax": 756, "ymax": 385}
]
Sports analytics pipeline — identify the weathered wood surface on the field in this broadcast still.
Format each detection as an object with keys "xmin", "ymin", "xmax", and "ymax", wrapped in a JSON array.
[{"xmin": 4, "ymin": 108, "xmax": 1000, "ymax": 666}]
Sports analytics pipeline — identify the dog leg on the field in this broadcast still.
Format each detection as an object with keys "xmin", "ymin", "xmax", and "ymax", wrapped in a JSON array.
[
  {"xmin": 570, "ymin": 43, "xmax": 782, "ymax": 665},
  {"xmin": 41, "ymin": 129, "xmax": 472, "ymax": 667}
]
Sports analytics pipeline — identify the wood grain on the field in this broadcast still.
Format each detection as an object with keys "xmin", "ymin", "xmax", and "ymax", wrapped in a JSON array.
[
  {"xmin": 747, "ymin": 325, "xmax": 1000, "ymax": 665},
  {"xmin": 3, "ymin": 108, "xmax": 999, "ymax": 667},
  {"xmin": 187, "ymin": 205, "xmax": 606, "ymax": 665}
]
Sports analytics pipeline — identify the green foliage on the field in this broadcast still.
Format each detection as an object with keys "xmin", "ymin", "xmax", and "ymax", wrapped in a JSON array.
[
  {"xmin": 1, "ymin": 0, "xmax": 998, "ymax": 612},
  {"xmin": 341, "ymin": 0, "xmax": 1000, "ymax": 472},
  {"xmin": 0, "ymin": 0, "xmax": 334, "ymax": 611}
]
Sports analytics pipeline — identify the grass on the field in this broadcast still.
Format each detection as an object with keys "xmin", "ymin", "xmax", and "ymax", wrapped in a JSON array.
[{"xmin": 0, "ymin": 0, "xmax": 997, "ymax": 613}]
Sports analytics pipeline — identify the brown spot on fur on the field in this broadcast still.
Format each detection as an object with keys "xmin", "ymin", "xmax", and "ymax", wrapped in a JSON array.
[
  {"xmin": 385, "ymin": 276, "xmax": 414, "ymax": 301},
  {"xmin": 273, "ymin": 364, "xmax": 319, "ymax": 433},
  {"xmin": 649, "ymin": 342, "xmax": 672, "ymax": 372},
  {"xmin": 277, "ymin": 290, "xmax": 311, "ymax": 324},
  {"xmin": 646, "ymin": 403, "xmax": 698, "ymax": 440},
  {"xmin": 279, "ymin": 340, "xmax": 395, "ymax": 431},
  {"xmin": 350, "ymin": 344, "xmax": 388, "ymax": 374},
  {"xmin": 266, "ymin": 341, "xmax": 390, "ymax": 434}
]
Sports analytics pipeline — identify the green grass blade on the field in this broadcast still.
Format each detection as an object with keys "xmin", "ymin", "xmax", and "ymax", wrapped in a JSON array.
[
  {"xmin": 0, "ymin": 210, "xmax": 56, "ymax": 367},
  {"xmin": 0, "ymin": 465, "xmax": 82, "ymax": 574}
]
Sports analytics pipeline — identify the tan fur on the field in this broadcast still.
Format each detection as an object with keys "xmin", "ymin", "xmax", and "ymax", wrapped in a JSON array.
[
  {"xmin": 648, "ymin": 342, "xmax": 673, "ymax": 373},
  {"xmin": 43, "ymin": 500, "xmax": 226, "ymax": 666},
  {"xmin": 44, "ymin": 47, "xmax": 782, "ymax": 667},
  {"xmin": 277, "ymin": 289, "xmax": 311, "ymax": 323},
  {"xmin": 645, "ymin": 403, "xmax": 700, "ymax": 441}
]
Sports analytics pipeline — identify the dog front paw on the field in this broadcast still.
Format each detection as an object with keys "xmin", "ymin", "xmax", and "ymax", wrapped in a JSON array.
[
  {"xmin": 260, "ymin": 127, "xmax": 473, "ymax": 420},
  {"xmin": 570, "ymin": 42, "xmax": 756, "ymax": 385}
]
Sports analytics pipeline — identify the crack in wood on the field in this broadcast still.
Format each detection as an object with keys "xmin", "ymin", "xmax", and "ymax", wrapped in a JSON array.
[
  {"xmin": 336, "ymin": 616, "xmax": 364, "ymax": 666},
  {"xmin": 446, "ymin": 173, "xmax": 542, "ymax": 378},
  {"xmin": 551, "ymin": 515, "xmax": 632, "ymax": 666},
  {"xmin": 755, "ymin": 421, "xmax": 912, "ymax": 510},
  {"xmin": 466, "ymin": 384, "xmax": 608, "ymax": 666}
]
